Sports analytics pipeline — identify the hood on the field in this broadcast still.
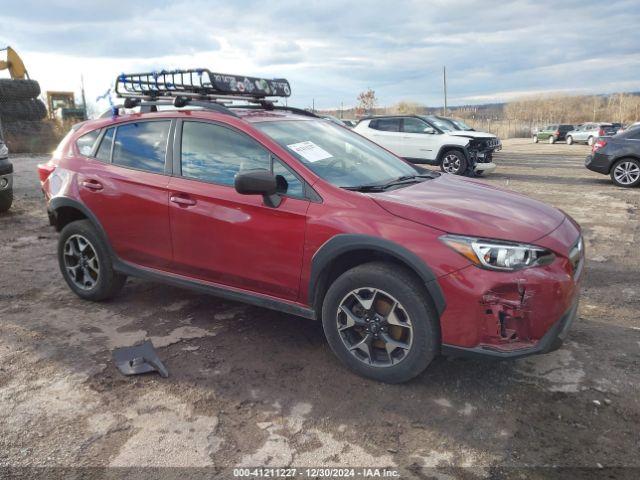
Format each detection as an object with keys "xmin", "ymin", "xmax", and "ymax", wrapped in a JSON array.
[
  {"xmin": 371, "ymin": 175, "xmax": 565, "ymax": 243},
  {"xmin": 446, "ymin": 130, "xmax": 496, "ymax": 139}
]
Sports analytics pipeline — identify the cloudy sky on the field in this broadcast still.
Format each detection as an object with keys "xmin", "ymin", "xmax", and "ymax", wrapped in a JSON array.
[{"xmin": 2, "ymin": 0, "xmax": 639, "ymax": 112}]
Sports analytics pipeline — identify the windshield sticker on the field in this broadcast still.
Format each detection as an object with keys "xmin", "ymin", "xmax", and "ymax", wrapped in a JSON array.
[{"xmin": 286, "ymin": 141, "xmax": 333, "ymax": 162}]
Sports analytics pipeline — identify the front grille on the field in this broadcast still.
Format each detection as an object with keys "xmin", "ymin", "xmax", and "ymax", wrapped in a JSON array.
[{"xmin": 486, "ymin": 138, "xmax": 501, "ymax": 148}]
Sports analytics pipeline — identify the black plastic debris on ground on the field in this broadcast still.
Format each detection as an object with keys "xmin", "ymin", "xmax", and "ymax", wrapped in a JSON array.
[{"xmin": 112, "ymin": 340, "xmax": 169, "ymax": 378}]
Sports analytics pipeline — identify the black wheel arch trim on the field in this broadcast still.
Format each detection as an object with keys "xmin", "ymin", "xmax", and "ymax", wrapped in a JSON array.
[
  {"xmin": 309, "ymin": 234, "xmax": 446, "ymax": 317},
  {"xmin": 48, "ymin": 197, "xmax": 117, "ymax": 257},
  {"xmin": 436, "ymin": 144, "xmax": 470, "ymax": 163}
]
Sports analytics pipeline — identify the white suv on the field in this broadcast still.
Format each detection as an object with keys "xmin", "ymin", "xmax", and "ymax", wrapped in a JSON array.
[{"xmin": 354, "ymin": 115, "xmax": 501, "ymax": 175}]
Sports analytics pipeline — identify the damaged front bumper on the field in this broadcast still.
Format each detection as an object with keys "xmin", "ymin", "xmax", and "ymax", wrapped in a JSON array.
[
  {"xmin": 467, "ymin": 138, "xmax": 501, "ymax": 174},
  {"xmin": 437, "ymin": 217, "xmax": 583, "ymax": 360},
  {"xmin": 441, "ymin": 299, "xmax": 578, "ymax": 359}
]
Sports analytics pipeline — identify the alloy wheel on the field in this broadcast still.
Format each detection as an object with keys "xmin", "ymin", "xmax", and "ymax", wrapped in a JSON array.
[
  {"xmin": 442, "ymin": 154, "xmax": 461, "ymax": 173},
  {"xmin": 63, "ymin": 234, "xmax": 100, "ymax": 290},
  {"xmin": 613, "ymin": 161, "xmax": 640, "ymax": 186},
  {"xmin": 336, "ymin": 288, "xmax": 413, "ymax": 367}
]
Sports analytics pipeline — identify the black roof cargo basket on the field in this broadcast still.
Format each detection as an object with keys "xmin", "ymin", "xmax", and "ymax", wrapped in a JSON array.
[{"xmin": 115, "ymin": 69, "xmax": 291, "ymax": 101}]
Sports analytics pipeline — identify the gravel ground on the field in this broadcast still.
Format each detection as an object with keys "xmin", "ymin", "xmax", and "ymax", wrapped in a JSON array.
[{"xmin": 0, "ymin": 139, "xmax": 638, "ymax": 479}]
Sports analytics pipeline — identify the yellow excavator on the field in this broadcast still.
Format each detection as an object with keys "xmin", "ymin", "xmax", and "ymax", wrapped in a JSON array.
[
  {"xmin": 0, "ymin": 46, "xmax": 29, "ymax": 79},
  {"xmin": 0, "ymin": 46, "xmax": 86, "ymax": 121}
]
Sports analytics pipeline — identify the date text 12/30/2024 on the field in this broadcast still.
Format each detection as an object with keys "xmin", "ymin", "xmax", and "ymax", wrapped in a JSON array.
[{"xmin": 233, "ymin": 468, "xmax": 400, "ymax": 478}]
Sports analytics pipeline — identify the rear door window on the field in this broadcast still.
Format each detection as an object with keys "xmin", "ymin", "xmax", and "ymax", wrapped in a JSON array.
[
  {"xmin": 112, "ymin": 121, "xmax": 171, "ymax": 173},
  {"xmin": 95, "ymin": 128, "xmax": 114, "ymax": 162},
  {"xmin": 370, "ymin": 118, "xmax": 400, "ymax": 132}
]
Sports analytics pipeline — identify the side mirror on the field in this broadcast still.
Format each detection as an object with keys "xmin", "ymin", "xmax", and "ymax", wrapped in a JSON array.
[
  {"xmin": 234, "ymin": 169, "xmax": 281, "ymax": 207},
  {"xmin": 423, "ymin": 127, "xmax": 436, "ymax": 134}
]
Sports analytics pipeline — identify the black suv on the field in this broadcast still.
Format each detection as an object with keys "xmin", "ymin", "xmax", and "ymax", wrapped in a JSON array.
[{"xmin": 586, "ymin": 128, "xmax": 640, "ymax": 187}]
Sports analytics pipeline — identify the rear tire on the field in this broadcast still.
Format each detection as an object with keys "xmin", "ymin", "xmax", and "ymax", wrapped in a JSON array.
[
  {"xmin": 610, "ymin": 158, "xmax": 640, "ymax": 188},
  {"xmin": 566, "ymin": 135, "xmax": 573, "ymax": 145},
  {"xmin": 321, "ymin": 262, "xmax": 439, "ymax": 383},
  {"xmin": 587, "ymin": 136, "xmax": 595, "ymax": 146},
  {"xmin": 58, "ymin": 220, "xmax": 126, "ymax": 301},
  {"xmin": 548, "ymin": 135, "xmax": 555, "ymax": 144},
  {"xmin": 439, "ymin": 149, "xmax": 468, "ymax": 175},
  {"xmin": 533, "ymin": 135, "xmax": 539, "ymax": 143}
]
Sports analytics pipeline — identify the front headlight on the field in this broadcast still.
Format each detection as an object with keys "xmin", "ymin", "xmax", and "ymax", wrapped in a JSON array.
[{"xmin": 440, "ymin": 235, "xmax": 555, "ymax": 271}]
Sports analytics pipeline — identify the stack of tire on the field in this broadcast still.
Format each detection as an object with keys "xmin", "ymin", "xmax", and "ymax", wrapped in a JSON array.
[{"xmin": 0, "ymin": 78, "xmax": 58, "ymax": 153}]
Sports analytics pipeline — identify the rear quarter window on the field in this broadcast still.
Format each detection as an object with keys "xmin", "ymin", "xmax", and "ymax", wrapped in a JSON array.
[{"xmin": 76, "ymin": 130, "xmax": 100, "ymax": 156}]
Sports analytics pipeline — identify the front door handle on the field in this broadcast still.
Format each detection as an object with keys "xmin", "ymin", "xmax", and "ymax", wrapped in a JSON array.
[
  {"xmin": 170, "ymin": 195, "xmax": 197, "ymax": 207},
  {"xmin": 80, "ymin": 179, "xmax": 103, "ymax": 191}
]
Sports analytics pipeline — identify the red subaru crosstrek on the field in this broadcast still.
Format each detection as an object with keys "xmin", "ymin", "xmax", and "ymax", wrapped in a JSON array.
[{"xmin": 39, "ymin": 70, "xmax": 583, "ymax": 383}]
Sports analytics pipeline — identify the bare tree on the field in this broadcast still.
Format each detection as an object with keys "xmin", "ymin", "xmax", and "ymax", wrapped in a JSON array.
[{"xmin": 356, "ymin": 88, "xmax": 378, "ymax": 115}]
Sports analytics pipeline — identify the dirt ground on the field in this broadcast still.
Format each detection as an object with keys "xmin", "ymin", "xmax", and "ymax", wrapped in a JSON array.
[{"xmin": 0, "ymin": 139, "xmax": 638, "ymax": 479}]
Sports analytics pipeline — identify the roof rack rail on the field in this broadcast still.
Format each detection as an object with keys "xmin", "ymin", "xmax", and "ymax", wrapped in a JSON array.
[
  {"xmin": 231, "ymin": 104, "xmax": 319, "ymax": 118},
  {"xmin": 105, "ymin": 69, "xmax": 321, "ymax": 120},
  {"xmin": 115, "ymin": 69, "xmax": 291, "ymax": 101}
]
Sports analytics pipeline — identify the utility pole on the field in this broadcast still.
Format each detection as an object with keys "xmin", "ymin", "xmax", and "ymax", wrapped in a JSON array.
[
  {"xmin": 443, "ymin": 66, "xmax": 447, "ymax": 116},
  {"xmin": 80, "ymin": 74, "xmax": 87, "ymax": 119},
  {"xmin": 340, "ymin": 101, "xmax": 344, "ymax": 119},
  {"xmin": 312, "ymin": 98, "xmax": 315, "ymax": 113}
]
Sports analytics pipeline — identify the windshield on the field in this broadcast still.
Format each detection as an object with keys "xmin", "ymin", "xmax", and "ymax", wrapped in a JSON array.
[
  {"xmin": 448, "ymin": 118, "xmax": 473, "ymax": 131},
  {"xmin": 255, "ymin": 119, "xmax": 418, "ymax": 188},
  {"xmin": 422, "ymin": 116, "xmax": 453, "ymax": 132}
]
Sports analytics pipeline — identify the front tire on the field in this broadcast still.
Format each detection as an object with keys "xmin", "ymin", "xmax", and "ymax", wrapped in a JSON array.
[
  {"xmin": 566, "ymin": 135, "xmax": 573, "ymax": 145},
  {"xmin": 439, "ymin": 149, "xmax": 468, "ymax": 175},
  {"xmin": 321, "ymin": 262, "xmax": 439, "ymax": 383},
  {"xmin": 58, "ymin": 220, "xmax": 126, "ymax": 301},
  {"xmin": 610, "ymin": 158, "xmax": 640, "ymax": 188}
]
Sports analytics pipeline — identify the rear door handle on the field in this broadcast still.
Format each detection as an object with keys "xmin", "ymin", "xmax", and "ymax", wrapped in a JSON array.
[
  {"xmin": 170, "ymin": 195, "xmax": 197, "ymax": 207},
  {"xmin": 80, "ymin": 179, "xmax": 103, "ymax": 191}
]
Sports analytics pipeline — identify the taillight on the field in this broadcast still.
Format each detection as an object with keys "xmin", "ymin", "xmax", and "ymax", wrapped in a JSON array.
[
  {"xmin": 592, "ymin": 139, "xmax": 607, "ymax": 153},
  {"xmin": 37, "ymin": 163, "xmax": 56, "ymax": 184},
  {"xmin": 598, "ymin": 128, "xmax": 605, "ymax": 136},
  {"xmin": 555, "ymin": 130, "xmax": 560, "ymax": 136}
]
